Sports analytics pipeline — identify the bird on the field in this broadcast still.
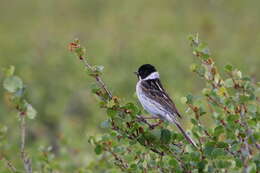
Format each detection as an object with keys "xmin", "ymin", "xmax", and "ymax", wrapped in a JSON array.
[{"xmin": 135, "ymin": 64, "xmax": 197, "ymax": 148}]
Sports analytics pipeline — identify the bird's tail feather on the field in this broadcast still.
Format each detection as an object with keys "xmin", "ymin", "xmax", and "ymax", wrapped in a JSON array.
[{"xmin": 172, "ymin": 120, "xmax": 197, "ymax": 148}]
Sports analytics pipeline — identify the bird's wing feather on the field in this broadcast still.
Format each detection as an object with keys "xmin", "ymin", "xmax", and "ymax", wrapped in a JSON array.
[{"xmin": 140, "ymin": 79, "xmax": 181, "ymax": 118}]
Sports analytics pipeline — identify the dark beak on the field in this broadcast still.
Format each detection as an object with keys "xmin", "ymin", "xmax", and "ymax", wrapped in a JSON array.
[{"xmin": 134, "ymin": 71, "xmax": 139, "ymax": 75}]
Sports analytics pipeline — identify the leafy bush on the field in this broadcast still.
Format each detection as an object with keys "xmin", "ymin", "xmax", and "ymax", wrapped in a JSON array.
[
  {"xmin": 1, "ymin": 35, "xmax": 260, "ymax": 172},
  {"xmin": 70, "ymin": 35, "xmax": 260, "ymax": 172}
]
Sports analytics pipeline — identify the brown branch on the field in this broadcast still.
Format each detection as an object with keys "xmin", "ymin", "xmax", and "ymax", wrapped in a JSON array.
[
  {"xmin": 81, "ymin": 58, "xmax": 113, "ymax": 99},
  {"xmin": 0, "ymin": 156, "xmax": 17, "ymax": 173},
  {"xmin": 206, "ymin": 96, "xmax": 232, "ymax": 114},
  {"xmin": 136, "ymin": 115, "xmax": 155, "ymax": 129},
  {"xmin": 239, "ymin": 106, "xmax": 251, "ymax": 171},
  {"xmin": 106, "ymin": 148, "xmax": 128, "ymax": 170}
]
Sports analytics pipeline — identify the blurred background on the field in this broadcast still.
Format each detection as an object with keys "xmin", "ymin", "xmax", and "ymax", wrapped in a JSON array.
[{"xmin": 0, "ymin": 0, "xmax": 260, "ymax": 171}]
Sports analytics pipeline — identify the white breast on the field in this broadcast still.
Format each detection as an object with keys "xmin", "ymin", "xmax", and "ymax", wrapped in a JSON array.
[{"xmin": 136, "ymin": 81, "xmax": 166, "ymax": 117}]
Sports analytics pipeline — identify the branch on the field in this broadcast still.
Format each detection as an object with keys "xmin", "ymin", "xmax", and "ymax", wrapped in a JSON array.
[
  {"xmin": 20, "ymin": 114, "xmax": 32, "ymax": 173},
  {"xmin": 0, "ymin": 156, "xmax": 17, "ymax": 173},
  {"xmin": 81, "ymin": 57, "xmax": 113, "ymax": 99}
]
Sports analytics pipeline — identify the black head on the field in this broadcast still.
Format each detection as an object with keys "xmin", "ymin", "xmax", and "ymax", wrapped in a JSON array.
[{"xmin": 136, "ymin": 64, "xmax": 157, "ymax": 79}]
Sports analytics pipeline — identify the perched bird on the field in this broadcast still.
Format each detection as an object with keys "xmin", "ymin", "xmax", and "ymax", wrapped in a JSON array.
[{"xmin": 135, "ymin": 64, "xmax": 197, "ymax": 148}]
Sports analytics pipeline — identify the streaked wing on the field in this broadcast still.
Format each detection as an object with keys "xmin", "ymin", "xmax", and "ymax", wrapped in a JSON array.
[{"xmin": 140, "ymin": 79, "xmax": 181, "ymax": 118}]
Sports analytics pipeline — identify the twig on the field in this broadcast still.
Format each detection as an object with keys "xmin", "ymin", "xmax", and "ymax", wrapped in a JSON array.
[
  {"xmin": 81, "ymin": 57, "xmax": 113, "ymax": 99},
  {"xmin": 21, "ymin": 114, "xmax": 25, "ymax": 157},
  {"xmin": 239, "ymin": 105, "xmax": 250, "ymax": 172},
  {"xmin": 207, "ymin": 96, "xmax": 232, "ymax": 114},
  {"xmin": 136, "ymin": 115, "xmax": 154, "ymax": 129},
  {"xmin": 0, "ymin": 156, "xmax": 17, "ymax": 173},
  {"xmin": 107, "ymin": 148, "xmax": 128, "ymax": 170},
  {"xmin": 20, "ymin": 114, "xmax": 32, "ymax": 173}
]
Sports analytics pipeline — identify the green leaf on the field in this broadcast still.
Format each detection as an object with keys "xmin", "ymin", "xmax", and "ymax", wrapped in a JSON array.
[
  {"xmin": 169, "ymin": 158, "xmax": 178, "ymax": 167},
  {"xmin": 204, "ymin": 142, "xmax": 216, "ymax": 157},
  {"xmin": 224, "ymin": 78, "xmax": 234, "ymax": 88},
  {"xmin": 26, "ymin": 103, "xmax": 37, "ymax": 119},
  {"xmin": 106, "ymin": 108, "xmax": 117, "ymax": 118},
  {"xmin": 130, "ymin": 164, "xmax": 137, "ymax": 169},
  {"xmin": 150, "ymin": 129, "xmax": 161, "ymax": 141},
  {"xmin": 75, "ymin": 47, "xmax": 86, "ymax": 57},
  {"xmin": 242, "ymin": 76, "xmax": 251, "ymax": 81},
  {"xmin": 106, "ymin": 99, "xmax": 116, "ymax": 108},
  {"xmin": 196, "ymin": 42, "xmax": 210, "ymax": 57},
  {"xmin": 211, "ymin": 148, "xmax": 227, "ymax": 158},
  {"xmin": 122, "ymin": 102, "xmax": 139, "ymax": 115},
  {"xmin": 216, "ymin": 160, "xmax": 231, "ymax": 168},
  {"xmin": 248, "ymin": 104, "xmax": 257, "ymax": 114},
  {"xmin": 230, "ymin": 143, "xmax": 240, "ymax": 152},
  {"xmin": 186, "ymin": 94, "xmax": 194, "ymax": 104},
  {"xmin": 227, "ymin": 114, "xmax": 239, "ymax": 122},
  {"xmin": 180, "ymin": 97, "xmax": 187, "ymax": 104},
  {"xmin": 202, "ymin": 88, "xmax": 210, "ymax": 96},
  {"xmin": 196, "ymin": 65, "xmax": 206, "ymax": 77},
  {"xmin": 90, "ymin": 83, "xmax": 100, "ymax": 93},
  {"xmin": 160, "ymin": 129, "xmax": 171, "ymax": 144},
  {"xmin": 198, "ymin": 107, "xmax": 206, "ymax": 116},
  {"xmin": 190, "ymin": 64, "xmax": 198, "ymax": 72},
  {"xmin": 224, "ymin": 64, "xmax": 233, "ymax": 72},
  {"xmin": 235, "ymin": 158, "xmax": 243, "ymax": 168},
  {"xmin": 190, "ymin": 152, "xmax": 200, "ymax": 161},
  {"xmin": 94, "ymin": 145, "xmax": 103, "ymax": 155},
  {"xmin": 239, "ymin": 95, "xmax": 250, "ymax": 103},
  {"xmin": 214, "ymin": 126, "xmax": 224, "ymax": 137},
  {"xmin": 3, "ymin": 65, "xmax": 15, "ymax": 77},
  {"xmin": 216, "ymin": 142, "xmax": 229, "ymax": 148},
  {"xmin": 191, "ymin": 118, "xmax": 198, "ymax": 125},
  {"xmin": 198, "ymin": 160, "xmax": 207, "ymax": 172},
  {"xmin": 3, "ymin": 76, "xmax": 23, "ymax": 93}
]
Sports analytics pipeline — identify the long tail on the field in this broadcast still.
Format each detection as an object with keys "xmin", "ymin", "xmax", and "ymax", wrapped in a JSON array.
[{"xmin": 173, "ymin": 120, "xmax": 197, "ymax": 148}]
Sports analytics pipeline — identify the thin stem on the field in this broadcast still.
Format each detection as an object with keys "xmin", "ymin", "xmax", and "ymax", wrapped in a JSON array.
[
  {"xmin": 106, "ymin": 148, "xmax": 128, "ymax": 170},
  {"xmin": 20, "ymin": 114, "xmax": 32, "ymax": 173},
  {"xmin": 81, "ymin": 58, "xmax": 112, "ymax": 99},
  {"xmin": 21, "ymin": 115, "xmax": 25, "ymax": 158},
  {"xmin": 1, "ymin": 156, "xmax": 17, "ymax": 173}
]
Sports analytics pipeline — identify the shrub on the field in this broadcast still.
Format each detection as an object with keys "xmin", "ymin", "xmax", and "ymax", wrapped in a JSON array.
[
  {"xmin": 70, "ymin": 34, "xmax": 260, "ymax": 173},
  {"xmin": 1, "ymin": 34, "xmax": 259, "ymax": 173}
]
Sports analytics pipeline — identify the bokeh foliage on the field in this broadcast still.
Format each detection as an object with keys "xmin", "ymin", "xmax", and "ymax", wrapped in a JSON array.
[{"xmin": 1, "ymin": 0, "xmax": 260, "ymax": 172}]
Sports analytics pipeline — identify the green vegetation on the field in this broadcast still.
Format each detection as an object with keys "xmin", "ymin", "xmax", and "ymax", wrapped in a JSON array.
[
  {"xmin": 1, "ymin": 1, "xmax": 260, "ymax": 172},
  {"xmin": 69, "ymin": 35, "xmax": 259, "ymax": 172}
]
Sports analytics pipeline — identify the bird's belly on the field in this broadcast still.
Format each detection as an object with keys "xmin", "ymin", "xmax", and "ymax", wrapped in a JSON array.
[{"xmin": 136, "ymin": 84, "xmax": 166, "ymax": 116}]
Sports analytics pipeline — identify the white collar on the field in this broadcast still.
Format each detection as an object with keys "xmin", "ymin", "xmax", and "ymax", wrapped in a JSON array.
[{"xmin": 143, "ymin": 72, "xmax": 160, "ymax": 80}]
